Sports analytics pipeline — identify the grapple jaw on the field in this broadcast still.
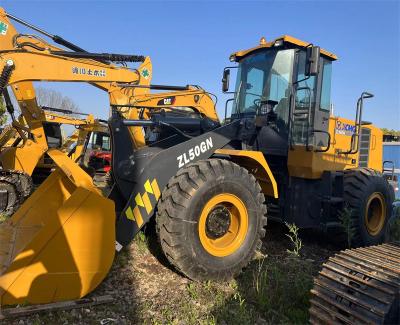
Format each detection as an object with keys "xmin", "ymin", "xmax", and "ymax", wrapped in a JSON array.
[{"xmin": 0, "ymin": 149, "xmax": 115, "ymax": 306}]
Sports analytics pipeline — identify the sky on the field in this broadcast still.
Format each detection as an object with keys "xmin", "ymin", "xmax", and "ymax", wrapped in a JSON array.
[{"xmin": 1, "ymin": 0, "xmax": 399, "ymax": 129}]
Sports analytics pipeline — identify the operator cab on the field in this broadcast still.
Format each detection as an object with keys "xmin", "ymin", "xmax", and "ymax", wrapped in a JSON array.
[{"xmin": 222, "ymin": 35, "xmax": 337, "ymax": 156}]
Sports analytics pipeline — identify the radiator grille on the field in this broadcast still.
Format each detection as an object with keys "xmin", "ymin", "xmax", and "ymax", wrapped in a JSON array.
[{"xmin": 358, "ymin": 127, "xmax": 371, "ymax": 167}]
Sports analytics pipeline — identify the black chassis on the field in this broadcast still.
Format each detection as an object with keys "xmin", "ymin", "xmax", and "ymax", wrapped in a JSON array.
[
  {"xmin": 108, "ymin": 108, "xmax": 352, "ymax": 248},
  {"xmin": 108, "ymin": 109, "xmax": 241, "ymax": 247}
]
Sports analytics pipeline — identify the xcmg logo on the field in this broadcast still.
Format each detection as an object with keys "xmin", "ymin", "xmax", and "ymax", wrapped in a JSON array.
[{"xmin": 335, "ymin": 121, "xmax": 356, "ymax": 136}]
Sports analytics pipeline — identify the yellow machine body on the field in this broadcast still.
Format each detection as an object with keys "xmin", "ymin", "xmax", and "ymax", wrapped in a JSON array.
[
  {"xmin": 0, "ymin": 8, "xmax": 394, "ymax": 314},
  {"xmin": 60, "ymin": 120, "xmax": 109, "ymax": 162},
  {"xmin": 0, "ymin": 149, "xmax": 115, "ymax": 305},
  {"xmin": 288, "ymin": 116, "xmax": 383, "ymax": 179},
  {"xmin": 0, "ymin": 124, "xmax": 20, "ymax": 148},
  {"xmin": 0, "ymin": 6, "xmax": 220, "ymax": 306},
  {"xmin": 230, "ymin": 35, "xmax": 383, "ymax": 179},
  {"xmin": 0, "ymin": 8, "xmax": 140, "ymax": 306},
  {"xmin": 0, "ymin": 112, "xmax": 102, "ymax": 175},
  {"xmin": 131, "ymin": 90, "xmax": 219, "ymax": 122}
]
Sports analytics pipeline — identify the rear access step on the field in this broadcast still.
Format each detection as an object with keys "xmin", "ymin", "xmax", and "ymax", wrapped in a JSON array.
[{"xmin": 310, "ymin": 242, "xmax": 400, "ymax": 324}]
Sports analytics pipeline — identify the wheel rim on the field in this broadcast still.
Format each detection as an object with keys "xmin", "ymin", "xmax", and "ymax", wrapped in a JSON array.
[
  {"xmin": 198, "ymin": 193, "xmax": 248, "ymax": 257},
  {"xmin": 365, "ymin": 192, "xmax": 386, "ymax": 236}
]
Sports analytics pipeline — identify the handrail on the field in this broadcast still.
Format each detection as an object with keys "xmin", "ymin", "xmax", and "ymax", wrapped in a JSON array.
[
  {"xmin": 340, "ymin": 92, "xmax": 374, "ymax": 155},
  {"xmin": 224, "ymin": 98, "xmax": 235, "ymax": 121},
  {"xmin": 383, "ymin": 160, "xmax": 395, "ymax": 179},
  {"xmin": 307, "ymin": 129, "xmax": 331, "ymax": 152}
]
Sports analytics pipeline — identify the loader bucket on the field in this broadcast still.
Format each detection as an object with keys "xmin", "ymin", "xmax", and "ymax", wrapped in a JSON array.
[{"xmin": 0, "ymin": 149, "xmax": 115, "ymax": 306}]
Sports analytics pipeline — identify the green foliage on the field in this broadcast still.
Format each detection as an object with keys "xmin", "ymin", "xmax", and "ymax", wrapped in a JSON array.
[
  {"xmin": 285, "ymin": 222, "xmax": 302, "ymax": 256},
  {"xmin": 250, "ymin": 258, "xmax": 313, "ymax": 323},
  {"xmin": 0, "ymin": 213, "xmax": 6, "ymax": 224},
  {"xmin": 187, "ymin": 283, "xmax": 199, "ymax": 300},
  {"xmin": 0, "ymin": 95, "xmax": 8, "ymax": 126},
  {"xmin": 210, "ymin": 257, "xmax": 314, "ymax": 324},
  {"xmin": 253, "ymin": 258, "xmax": 268, "ymax": 306},
  {"xmin": 381, "ymin": 128, "xmax": 400, "ymax": 136},
  {"xmin": 134, "ymin": 230, "xmax": 148, "ymax": 254},
  {"xmin": 339, "ymin": 204, "xmax": 356, "ymax": 248},
  {"xmin": 233, "ymin": 291, "xmax": 246, "ymax": 309}
]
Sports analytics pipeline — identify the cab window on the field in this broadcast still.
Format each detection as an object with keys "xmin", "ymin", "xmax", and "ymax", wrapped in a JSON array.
[
  {"xmin": 295, "ymin": 51, "xmax": 316, "ymax": 108},
  {"xmin": 243, "ymin": 67, "xmax": 264, "ymax": 110},
  {"xmin": 320, "ymin": 59, "xmax": 332, "ymax": 111}
]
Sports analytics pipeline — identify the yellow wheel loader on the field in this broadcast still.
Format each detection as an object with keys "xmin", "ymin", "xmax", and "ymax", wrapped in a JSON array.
[
  {"xmin": 0, "ymin": 102, "xmax": 109, "ymax": 216},
  {"xmin": 0, "ymin": 7, "xmax": 214, "ymax": 216},
  {"xmin": 0, "ymin": 7, "xmax": 219, "ymax": 307},
  {"xmin": 0, "ymin": 9, "xmax": 397, "ymax": 324}
]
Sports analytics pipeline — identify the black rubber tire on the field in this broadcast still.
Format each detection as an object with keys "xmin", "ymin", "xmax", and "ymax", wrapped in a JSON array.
[
  {"xmin": 343, "ymin": 168, "xmax": 394, "ymax": 247},
  {"xmin": 0, "ymin": 171, "xmax": 33, "ymax": 217},
  {"xmin": 156, "ymin": 159, "xmax": 267, "ymax": 281}
]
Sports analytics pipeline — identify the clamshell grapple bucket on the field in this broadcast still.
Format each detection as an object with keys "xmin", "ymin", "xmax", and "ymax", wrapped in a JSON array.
[{"xmin": 0, "ymin": 149, "xmax": 115, "ymax": 306}]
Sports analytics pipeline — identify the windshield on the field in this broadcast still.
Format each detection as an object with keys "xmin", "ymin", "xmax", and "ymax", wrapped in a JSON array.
[{"xmin": 232, "ymin": 49, "xmax": 295, "ymax": 122}]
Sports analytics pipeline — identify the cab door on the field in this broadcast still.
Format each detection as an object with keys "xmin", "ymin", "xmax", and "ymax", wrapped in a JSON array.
[
  {"xmin": 312, "ymin": 58, "xmax": 332, "ymax": 149},
  {"xmin": 291, "ymin": 50, "xmax": 317, "ymax": 147},
  {"xmin": 288, "ymin": 51, "xmax": 332, "ymax": 179}
]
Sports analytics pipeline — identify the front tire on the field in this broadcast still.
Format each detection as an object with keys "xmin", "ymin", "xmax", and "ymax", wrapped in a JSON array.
[
  {"xmin": 343, "ymin": 168, "xmax": 394, "ymax": 247},
  {"xmin": 156, "ymin": 159, "xmax": 267, "ymax": 281},
  {"xmin": 0, "ymin": 171, "xmax": 33, "ymax": 217}
]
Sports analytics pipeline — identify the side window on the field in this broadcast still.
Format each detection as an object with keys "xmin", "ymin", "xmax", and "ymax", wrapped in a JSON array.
[
  {"xmin": 292, "ymin": 51, "xmax": 317, "ymax": 145},
  {"xmin": 270, "ymin": 73, "xmax": 289, "ymax": 102},
  {"xmin": 243, "ymin": 67, "xmax": 264, "ymax": 111},
  {"xmin": 320, "ymin": 59, "xmax": 332, "ymax": 111},
  {"xmin": 295, "ymin": 51, "xmax": 316, "ymax": 109},
  {"xmin": 101, "ymin": 134, "xmax": 111, "ymax": 151}
]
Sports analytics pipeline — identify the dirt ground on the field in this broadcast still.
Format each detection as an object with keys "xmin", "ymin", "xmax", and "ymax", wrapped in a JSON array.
[
  {"xmin": 1, "ymin": 220, "xmax": 338, "ymax": 325},
  {"xmin": 2, "ymin": 178, "xmax": 398, "ymax": 325}
]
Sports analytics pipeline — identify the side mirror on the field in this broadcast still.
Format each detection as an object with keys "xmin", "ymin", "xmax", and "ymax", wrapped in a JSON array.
[
  {"xmin": 222, "ymin": 68, "xmax": 230, "ymax": 92},
  {"xmin": 306, "ymin": 46, "xmax": 320, "ymax": 76}
]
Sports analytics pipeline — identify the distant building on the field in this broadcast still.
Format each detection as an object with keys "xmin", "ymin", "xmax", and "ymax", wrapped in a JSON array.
[{"xmin": 383, "ymin": 141, "xmax": 400, "ymax": 199}]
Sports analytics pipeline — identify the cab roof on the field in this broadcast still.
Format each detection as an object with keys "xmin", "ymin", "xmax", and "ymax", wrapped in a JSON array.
[{"xmin": 231, "ymin": 35, "xmax": 338, "ymax": 61}]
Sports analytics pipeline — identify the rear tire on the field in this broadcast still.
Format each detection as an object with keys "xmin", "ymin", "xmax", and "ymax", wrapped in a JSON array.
[
  {"xmin": 156, "ymin": 159, "xmax": 267, "ymax": 281},
  {"xmin": 343, "ymin": 168, "xmax": 394, "ymax": 247}
]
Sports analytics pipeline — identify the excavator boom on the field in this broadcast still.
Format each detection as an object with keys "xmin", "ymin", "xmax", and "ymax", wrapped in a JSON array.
[{"xmin": 0, "ymin": 7, "xmax": 221, "ymax": 306}]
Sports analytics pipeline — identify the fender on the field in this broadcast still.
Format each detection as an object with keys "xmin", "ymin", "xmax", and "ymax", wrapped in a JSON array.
[
  {"xmin": 214, "ymin": 149, "xmax": 278, "ymax": 199},
  {"xmin": 112, "ymin": 118, "xmax": 241, "ymax": 246}
]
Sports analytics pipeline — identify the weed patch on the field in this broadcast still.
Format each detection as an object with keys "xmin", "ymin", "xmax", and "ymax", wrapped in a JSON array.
[
  {"xmin": 285, "ymin": 222, "xmax": 302, "ymax": 256},
  {"xmin": 0, "ymin": 213, "xmax": 7, "ymax": 224},
  {"xmin": 211, "ymin": 256, "xmax": 314, "ymax": 324},
  {"xmin": 339, "ymin": 204, "xmax": 355, "ymax": 248},
  {"xmin": 134, "ymin": 231, "xmax": 149, "ymax": 254}
]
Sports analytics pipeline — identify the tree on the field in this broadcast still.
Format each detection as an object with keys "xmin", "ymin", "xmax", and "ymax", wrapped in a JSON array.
[
  {"xmin": 381, "ymin": 128, "xmax": 400, "ymax": 136},
  {"xmin": 35, "ymin": 87, "xmax": 80, "ymax": 113}
]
